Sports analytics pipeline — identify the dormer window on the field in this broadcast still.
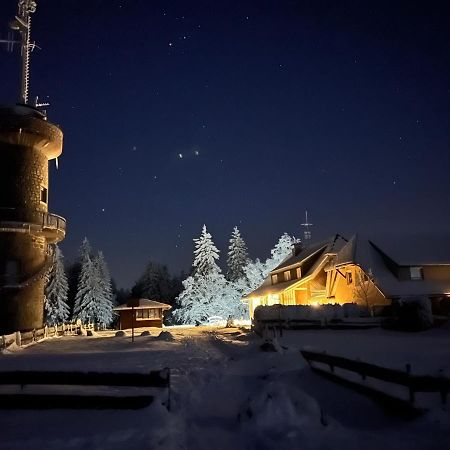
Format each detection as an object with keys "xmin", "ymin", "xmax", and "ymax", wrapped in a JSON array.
[
  {"xmin": 271, "ymin": 274, "xmax": 278, "ymax": 284},
  {"xmin": 410, "ymin": 267, "xmax": 423, "ymax": 280},
  {"xmin": 296, "ymin": 267, "xmax": 301, "ymax": 279},
  {"xmin": 284, "ymin": 271, "xmax": 291, "ymax": 281}
]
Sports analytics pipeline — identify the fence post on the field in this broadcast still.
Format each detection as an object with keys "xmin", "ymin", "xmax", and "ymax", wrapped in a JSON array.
[
  {"xmin": 16, "ymin": 331, "xmax": 21, "ymax": 347},
  {"xmin": 406, "ymin": 363, "xmax": 415, "ymax": 403},
  {"xmin": 438, "ymin": 369, "xmax": 447, "ymax": 405}
]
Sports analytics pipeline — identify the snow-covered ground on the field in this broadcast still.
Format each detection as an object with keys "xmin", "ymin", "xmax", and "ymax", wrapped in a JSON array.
[{"xmin": 0, "ymin": 326, "xmax": 449, "ymax": 449}]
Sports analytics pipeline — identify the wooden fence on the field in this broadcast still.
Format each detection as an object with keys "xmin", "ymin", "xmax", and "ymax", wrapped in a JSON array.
[
  {"xmin": 301, "ymin": 349, "xmax": 450, "ymax": 415},
  {"xmin": 1, "ymin": 323, "xmax": 82, "ymax": 350},
  {"xmin": 0, "ymin": 368, "xmax": 171, "ymax": 410}
]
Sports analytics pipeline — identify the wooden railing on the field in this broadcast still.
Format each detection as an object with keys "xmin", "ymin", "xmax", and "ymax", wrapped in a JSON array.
[
  {"xmin": 301, "ymin": 349, "xmax": 450, "ymax": 413},
  {"xmin": 1, "ymin": 323, "xmax": 80, "ymax": 349},
  {"xmin": 0, "ymin": 368, "xmax": 171, "ymax": 410}
]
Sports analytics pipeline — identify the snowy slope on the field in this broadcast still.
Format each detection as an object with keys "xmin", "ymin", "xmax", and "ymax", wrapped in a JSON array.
[{"xmin": 0, "ymin": 327, "xmax": 449, "ymax": 449}]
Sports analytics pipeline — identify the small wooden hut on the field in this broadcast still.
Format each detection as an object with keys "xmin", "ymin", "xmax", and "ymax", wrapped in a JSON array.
[{"xmin": 114, "ymin": 298, "xmax": 171, "ymax": 329}]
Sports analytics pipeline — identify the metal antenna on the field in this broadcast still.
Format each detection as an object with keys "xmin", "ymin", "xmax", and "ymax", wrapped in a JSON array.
[
  {"xmin": 2, "ymin": 1, "xmax": 39, "ymax": 104},
  {"xmin": 301, "ymin": 210, "xmax": 313, "ymax": 242}
]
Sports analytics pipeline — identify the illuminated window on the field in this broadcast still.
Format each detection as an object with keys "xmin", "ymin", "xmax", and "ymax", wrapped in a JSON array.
[
  {"xmin": 346, "ymin": 272, "xmax": 353, "ymax": 285},
  {"xmin": 410, "ymin": 267, "xmax": 423, "ymax": 280},
  {"xmin": 135, "ymin": 309, "xmax": 159, "ymax": 320},
  {"xmin": 284, "ymin": 271, "xmax": 291, "ymax": 281},
  {"xmin": 40, "ymin": 186, "xmax": 48, "ymax": 203},
  {"xmin": 296, "ymin": 267, "xmax": 301, "ymax": 279},
  {"xmin": 271, "ymin": 274, "xmax": 278, "ymax": 284}
]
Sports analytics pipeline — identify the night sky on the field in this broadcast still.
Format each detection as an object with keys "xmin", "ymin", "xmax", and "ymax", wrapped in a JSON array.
[{"xmin": 1, "ymin": 1, "xmax": 450, "ymax": 288}]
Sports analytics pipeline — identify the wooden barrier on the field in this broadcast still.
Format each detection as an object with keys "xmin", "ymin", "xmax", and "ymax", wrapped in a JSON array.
[
  {"xmin": 1, "ymin": 324, "xmax": 82, "ymax": 351},
  {"xmin": 301, "ymin": 349, "xmax": 449, "ymax": 414},
  {"xmin": 0, "ymin": 368, "xmax": 171, "ymax": 410}
]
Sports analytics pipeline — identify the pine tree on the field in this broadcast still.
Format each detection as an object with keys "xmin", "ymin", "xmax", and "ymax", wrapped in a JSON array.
[
  {"xmin": 174, "ymin": 225, "xmax": 226, "ymax": 324},
  {"xmin": 67, "ymin": 237, "xmax": 92, "ymax": 318},
  {"xmin": 44, "ymin": 245, "xmax": 70, "ymax": 325},
  {"xmin": 80, "ymin": 237, "xmax": 91, "ymax": 264},
  {"xmin": 132, "ymin": 261, "xmax": 173, "ymax": 302},
  {"xmin": 267, "ymin": 232, "xmax": 298, "ymax": 270},
  {"xmin": 73, "ymin": 255, "xmax": 97, "ymax": 324},
  {"xmin": 193, "ymin": 225, "xmax": 221, "ymax": 276},
  {"xmin": 243, "ymin": 258, "xmax": 268, "ymax": 292},
  {"xmin": 227, "ymin": 226, "xmax": 249, "ymax": 281},
  {"xmin": 93, "ymin": 251, "xmax": 114, "ymax": 327}
]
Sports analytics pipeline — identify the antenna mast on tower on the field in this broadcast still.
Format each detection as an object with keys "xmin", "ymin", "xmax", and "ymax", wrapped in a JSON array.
[
  {"xmin": 301, "ymin": 210, "xmax": 313, "ymax": 242},
  {"xmin": 8, "ymin": 0, "xmax": 38, "ymax": 104}
]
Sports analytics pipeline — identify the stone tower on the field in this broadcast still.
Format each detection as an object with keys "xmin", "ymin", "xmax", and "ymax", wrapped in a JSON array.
[{"xmin": 0, "ymin": 1, "xmax": 66, "ymax": 333}]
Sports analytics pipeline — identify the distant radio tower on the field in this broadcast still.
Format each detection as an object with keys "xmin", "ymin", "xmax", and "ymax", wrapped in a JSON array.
[
  {"xmin": 301, "ymin": 210, "xmax": 313, "ymax": 242},
  {"xmin": 0, "ymin": 1, "xmax": 38, "ymax": 104}
]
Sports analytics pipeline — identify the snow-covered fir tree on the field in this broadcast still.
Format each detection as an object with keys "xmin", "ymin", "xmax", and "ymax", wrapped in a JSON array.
[
  {"xmin": 93, "ymin": 251, "xmax": 114, "ymax": 327},
  {"xmin": 44, "ymin": 245, "xmax": 70, "ymax": 325},
  {"xmin": 243, "ymin": 257, "xmax": 268, "ymax": 292},
  {"xmin": 226, "ymin": 226, "xmax": 249, "ymax": 281},
  {"xmin": 72, "ymin": 252, "xmax": 97, "ymax": 325},
  {"xmin": 79, "ymin": 237, "xmax": 91, "ymax": 265},
  {"xmin": 175, "ymin": 225, "xmax": 237, "ymax": 324},
  {"xmin": 193, "ymin": 225, "xmax": 221, "ymax": 276},
  {"xmin": 268, "ymin": 232, "xmax": 298, "ymax": 270},
  {"xmin": 175, "ymin": 228, "xmax": 297, "ymax": 324}
]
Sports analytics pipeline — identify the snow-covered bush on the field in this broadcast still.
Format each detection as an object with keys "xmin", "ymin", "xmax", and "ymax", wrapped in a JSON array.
[
  {"xmin": 253, "ymin": 304, "xmax": 365, "ymax": 322},
  {"xmin": 156, "ymin": 331, "xmax": 175, "ymax": 341},
  {"xmin": 238, "ymin": 381, "xmax": 325, "ymax": 447}
]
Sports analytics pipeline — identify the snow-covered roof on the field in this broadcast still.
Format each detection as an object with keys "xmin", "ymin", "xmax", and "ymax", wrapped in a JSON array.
[
  {"xmin": 245, "ymin": 235, "xmax": 349, "ymax": 298},
  {"xmin": 245, "ymin": 233, "xmax": 450, "ymax": 300},
  {"xmin": 272, "ymin": 234, "xmax": 349, "ymax": 273},
  {"xmin": 114, "ymin": 299, "xmax": 172, "ymax": 311},
  {"xmin": 334, "ymin": 234, "xmax": 450, "ymax": 297}
]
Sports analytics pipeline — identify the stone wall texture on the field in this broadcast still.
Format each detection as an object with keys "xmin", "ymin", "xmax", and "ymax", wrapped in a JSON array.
[{"xmin": 0, "ymin": 144, "xmax": 48, "ymax": 213}]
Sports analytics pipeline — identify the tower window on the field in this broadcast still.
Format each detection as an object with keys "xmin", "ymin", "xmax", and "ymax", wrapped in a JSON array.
[{"xmin": 40, "ymin": 187, "xmax": 48, "ymax": 203}]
